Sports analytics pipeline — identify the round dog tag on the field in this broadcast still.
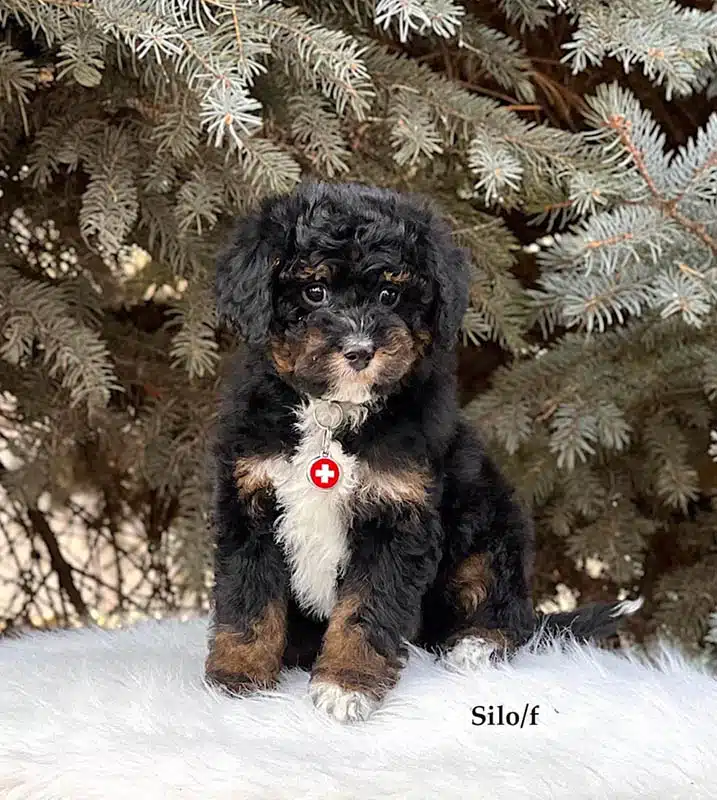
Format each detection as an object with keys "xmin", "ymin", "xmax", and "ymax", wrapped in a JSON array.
[{"xmin": 308, "ymin": 456, "xmax": 341, "ymax": 489}]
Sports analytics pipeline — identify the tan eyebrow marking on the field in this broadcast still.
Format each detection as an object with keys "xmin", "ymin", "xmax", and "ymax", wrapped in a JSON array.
[
  {"xmin": 382, "ymin": 270, "xmax": 412, "ymax": 285},
  {"xmin": 295, "ymin": 262, "xmax": 333, "ymax": 281}
]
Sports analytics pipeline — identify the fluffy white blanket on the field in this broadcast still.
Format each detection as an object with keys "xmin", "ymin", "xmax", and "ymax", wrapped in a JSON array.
[{"xmin": 0, "ymin": 617, "xmax": 715, "ymax": 799}]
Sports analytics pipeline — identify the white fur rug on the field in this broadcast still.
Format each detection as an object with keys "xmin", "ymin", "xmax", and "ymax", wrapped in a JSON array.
[{"xmin": 1, "ymin": 618, "xmax": 716, "ymax": 800}]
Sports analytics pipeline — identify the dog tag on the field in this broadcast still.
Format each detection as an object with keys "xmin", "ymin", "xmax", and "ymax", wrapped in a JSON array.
[
  {"xmin": 308, "ymin": 456, "xmax": 341, "ymax": 489},
  {"xmin": 308, "ymin": 400, "xmax": 344, "ymax": 490}
]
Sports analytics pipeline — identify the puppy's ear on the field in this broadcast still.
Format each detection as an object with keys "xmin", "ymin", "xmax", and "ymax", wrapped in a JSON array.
[
  {"xmin": 215, "ymin": 213, "xmax": 275, "ymax": 344},
  {"xmin": 429, "ymin": 227, "xmax": 470, "ymax": 348}
]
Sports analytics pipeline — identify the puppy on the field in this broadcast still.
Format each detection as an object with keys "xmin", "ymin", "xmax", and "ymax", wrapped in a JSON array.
[{"xmin": 206, "ymin": 181, "xmax": 641, "ymax": 722}]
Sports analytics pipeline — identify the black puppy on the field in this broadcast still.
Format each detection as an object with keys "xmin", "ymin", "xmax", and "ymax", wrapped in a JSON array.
[{"xmin": 207, "ymin": 181, "xmax": 641, "ymax": 722}]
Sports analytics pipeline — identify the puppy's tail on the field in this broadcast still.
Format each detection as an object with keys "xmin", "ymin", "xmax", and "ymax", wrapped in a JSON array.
[{"xmin": 533, "ymin": 597, "xmax": 644, "ymax": 642}]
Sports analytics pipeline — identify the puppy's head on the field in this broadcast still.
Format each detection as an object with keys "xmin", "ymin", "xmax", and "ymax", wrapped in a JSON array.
[{"xmin": 216, "ymin": 182, "xmax": 469, "ymax": 403}]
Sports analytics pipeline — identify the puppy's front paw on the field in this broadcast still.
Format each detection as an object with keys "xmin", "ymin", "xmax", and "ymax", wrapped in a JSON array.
[
  {"xmin": 205, "ymin": 616, "xmax": 284, "ymax": 696},
  {"xmin": 205, "ymin": 667, "xmax": 277, "ymax": 696},
  {"xmin": 309, "ymin": 678, "xmax": 380, "ymax": 723}
]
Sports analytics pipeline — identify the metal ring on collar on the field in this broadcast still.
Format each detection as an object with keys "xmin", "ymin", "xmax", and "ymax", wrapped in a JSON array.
[{"xmin": 313, "ymin": 399, "xmax": 344, "ymax": 431}]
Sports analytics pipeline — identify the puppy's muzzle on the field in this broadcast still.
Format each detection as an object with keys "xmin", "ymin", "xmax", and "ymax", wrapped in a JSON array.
[{"xmin": 342, "ymin": 341, "xmax": 375, "ymax": 372}]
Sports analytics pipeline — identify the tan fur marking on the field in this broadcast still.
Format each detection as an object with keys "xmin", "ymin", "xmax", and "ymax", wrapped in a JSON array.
[
  {"xmin": 234, "ymin": 456, "xmax": 273, "ymax": 497},
  {"xmin": 382, "ymin": 270, "xmax": 412, "ymax": 285},
  {"xmin": 367, "ymin": 326, "xmax": 417, "ymax": 385},
  {"xmin": 234, "ymin": 455, "xmax": 277, "ymax": 516},
  {"xmin": 412, "ymin": 328, "xmax": 432, "ymax": 357},
  {"xmin": 381, "ymin": 325, "xmax": 415, "ymax": 356},
  {"xmin": 450, "ymin": 553, "xmax": 491, "ymax": 614},
  {"xmin": 328, "ymin": 326, "xmax": 417, "ymax": 387},
  {"xmin": 271, "ymin": 328, "xmax": 328, "ymax": 376},
  {"xmin": 321, "ymin": 324, "xmax": 421, "ymax": 406},
  {"xmin": 270, "ymin": 337, "xmax": 295, "ymax": 375},
  {"xmin": 313, "ymin": 595, "xmax": 400, "ymax": 699},
  {"xmin": 296, "ymin": 262, "xmax": 333, "ymax": 282},
  {"xmin": 205, "ymin": 601, "xmax": 287, "ymax": 691},
  {"xmin": 357, "ymin": 466, "xmax": 431, "ymax": 506},
  {"xmin": 292, "ymin": 328, "xmax": 330, "ymax": 375},
  {"xmin": 276, "ymin": 323, "xmax": 426, "ymax": 399}
]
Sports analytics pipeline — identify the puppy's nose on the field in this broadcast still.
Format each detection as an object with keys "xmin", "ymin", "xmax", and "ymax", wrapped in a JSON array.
[{"xmin": 342, "ymin": 344, "xmax": 375, "ymax": 371}]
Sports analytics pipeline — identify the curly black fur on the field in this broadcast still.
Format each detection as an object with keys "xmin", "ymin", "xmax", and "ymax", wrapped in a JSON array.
[{"xmin": 208, "ymin": 181, "xmax": 640, "ymax": 709}]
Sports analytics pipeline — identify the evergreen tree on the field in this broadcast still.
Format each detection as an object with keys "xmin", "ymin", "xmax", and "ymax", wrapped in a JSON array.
[{"xmin": 0, "ymin": 0, "xmax": 716, "ymax": 651}]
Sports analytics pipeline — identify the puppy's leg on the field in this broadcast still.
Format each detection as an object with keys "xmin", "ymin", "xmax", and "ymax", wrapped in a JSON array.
[
  {"xmin": 205, "ymin": 459, "xmax": 288, "ymax": 694},
  {"xmin": 440, "ymin": 544, "xmax": 531, "ymax": 671},
  {"xmin": 432, "ymin": 429, "xmax": 535, "ymax": 670},
  {"xmin": 309, "ymin": 505, "xmax": 442, "ymax": 723}
]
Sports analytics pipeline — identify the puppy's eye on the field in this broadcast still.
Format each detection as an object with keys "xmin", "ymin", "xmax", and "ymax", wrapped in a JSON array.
[
  {"xmin": 378, "ymin": 286, "xmax": 401, "ymax": 308},
  {"xmin": 302, "ymin": 283, "xmax": 328, "ymax": 306}
]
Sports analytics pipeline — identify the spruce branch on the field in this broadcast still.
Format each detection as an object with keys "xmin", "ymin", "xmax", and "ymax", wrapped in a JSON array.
[
  {"xmin": 466, "ymin": 266, "xmax": 530, "ymax": 351},
  {"xmin": 0, "ymin": 42, "xmax": 37, "ymax": 106},
  {"xmin": 548, "ymin": 402, "xmax": 598, "ymax": 470},
  {"xmin": 374, "ymin": 0, "xmax": 465, "ymax": 43},
  {"xmin": 499, "ymin": 0, "xmax": 554, "ymax": 31},
  {"xmin": 456, "ymin": 20, "xmax": 535, "ymax": 102},
  {"xmin": 468, "ymin": 131, "xmax": 524, "ymax": 206},
  {"xmin": 141, "ymin": 156, "xmax": 177, "ymax": 194},
  {"xmin": 604, "ymin": 108, "xmax": 717, "ymax": 255},
  {"xmin": 79, "ymin": 127, "xmax": 139, "ymax": 254},
  {"xmin": 643, "ymin": 415, "xmax": 699, "ymax": 513},
  {"xmin": 26, "ymin": 505, "xmax": 90, "ymax": 622},
  {"xmin": 0, "ymin": 268, "xmax": 119, "ymax": 409},
  {"xmin": 531, "ymin": 85, "xmax": 717, "ymax": 332},
  {"xmin": 439, "ymin": 208, "xmax": 528, "ymax": 351},
  {"xmin": 199, "ymin": 81, "xmax": 263, "ymax": 149},
  {"xmin": 238, "ymin": 135, "xmax": 302, "ymax": 195},
  {"xmin": 702, "ymin": 351, "xmax": 717, "ymax": 401},
  {"xmin": 244, "ymin": 4, "xmax": 375, "ymax": 119},
  {"xmin": 288, "ymin": 91, "xmax": 351, "ymax": 176},
  {"xmin": 90, "ymin": 0, "xmax": 265, "ymax": 149},
  {"xmin": 0, "ymin": 1, "xmax": 71, "ymax": 47},
  {"xmin": 165, "ymin": 284, "xmax": 219, "ymax": 380},
  {"xmin": 565, "ymin": 501, "xmax": 653, "ymax": 584},
  {"xmin": 654, "ymin": 558, "xmax": 717, "ymax": 645},
  {"xmin": 175, "ymin": 166, "xmax": 224, "ymax": 235},
  {"xmin": 560, "ymin": 463, "xmax": 608, "ymax": 520},
  {"xmin": 138, "ymin": 195, "xmax": 213, "ymax": 278},
  {"xmin": 669, "ymin": 115, "xmax": 717, "ymax": 204},
  {"xmin": 365, "ymin": 42, "xmax": 589, "ymax": 180},
  {"xmin": 388, "ymin": 90, "xmax": 444, "ymax": 165},
  {"xmin": 151, "ymin": 85, "xmax": 202, "ymax": 160},
  {"xmin": 556, "ymin": 0, "xmax": 717, "ymax": 100},
  {"xmin": 56, "ymin": 11, "xmax": 106, "ymax": 87},
  {"xmin": 54, "ymin": 118, "xmax": 107, "ymax": 174}
]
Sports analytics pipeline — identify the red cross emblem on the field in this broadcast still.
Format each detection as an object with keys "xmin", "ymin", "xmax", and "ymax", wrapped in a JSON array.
[{"xmin": 308, "ymin": 456, "xmax": 340, "ymax": 489}]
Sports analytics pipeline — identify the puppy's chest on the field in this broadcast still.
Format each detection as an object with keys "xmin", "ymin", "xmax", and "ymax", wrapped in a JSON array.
[
  {"xmin": 260, "ymin": 403, "xmax": 363, "ymax": 620},
  {"xmin": 236, "ymin": 401, "xmax": 431, "ymax": 620}
]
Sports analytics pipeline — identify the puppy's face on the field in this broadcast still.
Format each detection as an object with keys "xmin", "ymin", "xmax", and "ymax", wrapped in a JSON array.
[
  {"xmin": 269, "ymin": 255, "xmax": 433, "ymax": 403},
  {"xmin": 216, "ymin": 182, "xmax": 469, "ymax": 403}
]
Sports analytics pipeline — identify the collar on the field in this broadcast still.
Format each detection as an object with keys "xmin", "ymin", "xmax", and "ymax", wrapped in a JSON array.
[{"xmin": 310, "ymin": 396, "xmax": 373, "ymax": 433}]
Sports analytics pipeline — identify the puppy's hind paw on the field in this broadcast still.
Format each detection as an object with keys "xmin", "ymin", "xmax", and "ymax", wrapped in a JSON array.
[
  {"xmin": 442, "ymin": 635, "xmax": 498, "ymax": 672},
  {"xmin": 309, "ymin": 679, "xmax": 379, "ymax": 723}
]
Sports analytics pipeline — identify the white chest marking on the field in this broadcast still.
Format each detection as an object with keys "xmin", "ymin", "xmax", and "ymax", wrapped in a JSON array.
[{"xmin": 263, "ymin": 400, "xmax": 366, "ymax": 619}]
